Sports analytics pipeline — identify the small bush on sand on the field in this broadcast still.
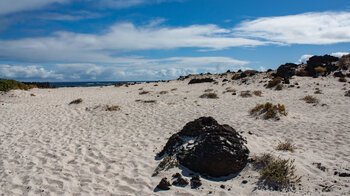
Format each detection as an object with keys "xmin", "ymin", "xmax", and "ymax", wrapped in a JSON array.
[
  {"xmin": 275, "ymin": 84, "xmax": 283, "ymax": 91},
  {"xmin": 240, "ymin": 91, "xmax": 252, "ymax": 98},
  {"xmin": 200, "ymin": 93, "xmax": 218, "ymax": 99},
  {"xmin": 296, "ymin": 69, "xmax": 309, "ymax": 76},
  {"xmin": 171, "ymin": 88, "xmax": 178, "ymax": 91},
  {"xmin": 204, "ymin": 89, "xmax": 214, "ymax": 92},
  {"xmin": 69, "ymin": 98, "xmax": 83, "ymax": 105},
  {"xmin": 139, "ymin": 91, "xmax": 150, "ymax": 95},
  {"xmin": 30, "ymin": 93, "xmax": 36, "ymax": 96},
  {"xmin": 142, "ymin": 100, "xmax": 157, "ymax": 103},
  {"xmin": 250, "ymin": 102, "xmax": 287, "ymax": 120},
  {"xmin": 138, "ymin": 87, "xmax": 143, "ymax": 90},
  {"xmin": 345, "ymin": 90, "xmax": 350, "ymax": 97},
  {"xmin": 302, "ymin": 95, "xmax": 319, "ymax": 104},
  {"xmin": 314, "ymin": 66, "xmax": 326, "ymax": 73},
  {"xmin": 0, "ymin": 79, "xmax": 28, "ymax": 92},
  {"xmin": 276, "ymin": 140, "xmax": 296, "ymax": 152},
  {"xmin": 253, "ymin": 90, "xmax": 262, "ymax": 97},
  {"xmin": 267, "ymin": 77, "xmax": 282, "ymax": 88},
  {"xmin": 105, "ymin": 105, "xmax": 120, "ymax": 111},
  {"xmin": 314, "ymin": 89, "xmax": 322, "ymax": 94},
  {"xmin": 223, "ymin": 87, "xmax": 236, "ymax": 94},
  {"xmin": 339, "ymin": 77, "xmax": 347, "ymax": 82},
  {"xmin": 159, "ymin": 91, "xmax": 168, "ymax": 95},
  {"xmin": 258, "ymin": 155, "xmax": 301, "ymax": 191}
]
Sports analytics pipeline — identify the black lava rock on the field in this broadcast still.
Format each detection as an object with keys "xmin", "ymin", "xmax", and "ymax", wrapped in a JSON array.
[
  {"xmin": 188, "ymin": 78, "xmax": 215, "ymax": 84},
  {"xmin": 190, "ymin": 175, "xmax": 202, "ymax": 189},
  {"xmin": 156, "ymin": 178, "xmax": 171, "ymax": 190},
  {"xmin": 157, "ymin": 117, "xmax": 249, "ymax": 177},
  {"xmin": 172, "ymin": 174, "xmax": 189, "ymax": 187},
  {"xmin": 306, "ymin": 55, "xmax": 339, "ymax": 77},
  {"xmin": 276, "ymin": 63, "xmax": 298, "ymax": 82}
]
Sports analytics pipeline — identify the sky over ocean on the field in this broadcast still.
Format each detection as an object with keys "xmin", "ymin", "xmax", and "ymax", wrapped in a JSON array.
[{"xmin": 0, "ymin": 0, "xmax": 349, "ymax": 81}]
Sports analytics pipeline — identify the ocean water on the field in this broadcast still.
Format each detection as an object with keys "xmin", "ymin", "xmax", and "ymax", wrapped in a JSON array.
[{"xmin": 50, "ymin": 81, "xmax": 148, "ymax": 88}]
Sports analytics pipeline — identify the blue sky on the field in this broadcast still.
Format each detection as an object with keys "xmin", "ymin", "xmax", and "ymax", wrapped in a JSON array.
[{"xmin": 0, "ymin": 0, "xmax": 349, "ymax": 81}]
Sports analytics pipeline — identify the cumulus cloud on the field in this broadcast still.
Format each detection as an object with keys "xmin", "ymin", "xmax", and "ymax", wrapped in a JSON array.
[
  {"xmin": 0, "ymin": 56, "xmax": 249, "ymax": 81},
  {"xmin": 234, "ymin": 12, "xmax": 350, "ymax": 45},
  {"xmin": 331, "ymin": 52, "xmax": 349, "ymax": 58},
  {"xmin": 0, "ymin": 23, "xmax": 267, "ymax": 63},
  {"xmin": 299, "ymin": 54, "xmax": 313, "ymax": 64},
  {"xmin": 0, "ymin": 0, "xmax": 69, "ymax": 15}
]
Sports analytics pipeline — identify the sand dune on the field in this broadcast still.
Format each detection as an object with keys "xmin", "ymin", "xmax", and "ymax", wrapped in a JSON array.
[{"xmin": 0, "ymin": 73, "xmax": 349, "ymax": 195}]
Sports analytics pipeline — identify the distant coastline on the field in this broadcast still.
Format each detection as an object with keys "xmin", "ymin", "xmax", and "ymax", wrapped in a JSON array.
[{"xmin": 22, "ymin": 81, "xmax": 156, "ymax": 88}]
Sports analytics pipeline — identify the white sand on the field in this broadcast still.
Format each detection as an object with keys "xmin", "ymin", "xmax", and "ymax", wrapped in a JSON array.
[{"xmin": 0, "ymin": 73, "xmax": 349, "ymax": 195}]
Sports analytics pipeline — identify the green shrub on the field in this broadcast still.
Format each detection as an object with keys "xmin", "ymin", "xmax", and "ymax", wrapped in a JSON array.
[
  {"xmin": 0, "ymin": 79, "xmax": 28, "ymax": 92},
  {"xmin": 314, "ymin": 89, "xmax": 322, "ymax": 94},
  {"xmin": 302, "ymin": 95, "xmax": 319, "ymax": 104},
  {"xmin": 200, "ymin": 93, "xmax": 218, "ymax": 99},
  {"xmin": 267, "ymin": 77, "xmax": 282, "ymax": 88},
  {"xmin": 260, "ymin": 157, "xmax": 301, "ymax": 191}
]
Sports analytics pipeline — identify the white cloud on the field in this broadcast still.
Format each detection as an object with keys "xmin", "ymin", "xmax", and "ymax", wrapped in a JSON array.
[
  {"xmin": 0, "ymin": 0, "xmax": 69, "ymax": 15},
  {"xmin": 0, "ymin": 56, "xmax": 249, "ymax": 81},
  {"xmin": 298, "ymin": 54, "xmax": 313, "ymax": 64},
  {"xmin": 331, "ymin": 52, "xmax": 349, "ymax": 58},
  {"xmin": 0, "ymin": 22, "xmax": 267, "ymax": 63},
  {"xmin": 234, "ymin": 12, "xmax": 350, "ymax": 45}
]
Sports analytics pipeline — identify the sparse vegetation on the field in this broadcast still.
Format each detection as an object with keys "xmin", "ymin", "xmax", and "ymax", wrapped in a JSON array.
[
  {"xmin": 30, "ymin": 93, "xmax": 36, "ymax": 96},
  {"xmin": 200, "ymin": 93, "xmax": 218, "ymax": 99},
  {"xmin": 253, "ymin": 90, "xmax": 262, "ymax": 96},
  {"xmin": 314, "ymin": 66, "xmax": 326, "ymax": 74},
  {"xmin": 69, "ymin": 98, "xmax": 83, "ymax": 105},
  {"xmin": 345, "ymin": 90, "xmax": 350, "ymax": 97},
  {"xmin": 139, "ymin": 91, "xmax": 150, "ymax": 95},
  {"xmin": 153, "ymin": 156, "xmax": 179, "ymax": 176},
  {"xmin": 159, "ymin": 91, "xmax": 168, "ymax": 95},
  {"xmin": 258, "ymin": 155, "xmax": 301, "ymax": 191},
  {"xmin": 240, "ymin": 91, "xmax": 252, "ymax": 98},
  {"xmin": 302, "ymin": 95, "xmax": 319, "ymax": 104},
  {"xmin": 314, "ymin": 89, "xmax": 322, "ymax": 94},
  {"xmin": 296, "ymin": 69, "xmax": 308, "ymax": 76},
  {"xmin": 276, "ymin": 140, "xmax": 296, "ymax": 152},
  {"xmin": 142, "ymin": 100, "xmax": 157, "ymax": 103},
  {"xmin": 275, "ymin": 84, "xmax": 283, "ymax": 91},
  {"xmin": 267, "ymin": 77, "xmax": 282, "ymax": 88},
  {"xmin": 250, "ymin": 102, "xmax": 287, "ymax": 120},
  {"xmin": 339, "ymin": 77, "xmax": 347, "ymax": 82},
  {"xmin": 223, "ymin": 87, "xmax": 236, "ymax": 94},
  {"xmin": 171, "ymin": 88, "xmax": 178, "ymax": 91},
  {"xmin": 204, "ymin": 89, "xmax": 214, "ymax": 92},
  {"xmin": 0, "ymin": 79, "xmax": 28, "ymax": 92},
  {"xmin": 105, "ymin": 105, "xmax": 120, "ymax": 111}
]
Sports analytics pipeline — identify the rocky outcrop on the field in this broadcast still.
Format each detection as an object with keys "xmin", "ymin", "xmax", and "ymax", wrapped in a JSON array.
[
  {"xmin": 275, "ymin": 63, "xmax": 298, "ymax": 83},
  {"xmin": 157, "ymin": 117, "xmax": 249, "ymax": 177},
  {"xmin": 306, "ymin": 55, "xmax": 339, "ymax": 77},
  {"xmin": 188, "ymin": 78, "xmax": 215, "ymax": 84}
]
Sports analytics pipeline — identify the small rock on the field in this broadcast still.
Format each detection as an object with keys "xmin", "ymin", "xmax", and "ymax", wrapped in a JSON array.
[
  {"xmin": 156, "ymin": 178, "xmax": 171, "ymax": 190},
  {"xmin": 242, "ymin": 180, "xmax": 248, "ymax": 184},
  {"xmin": 220, "ymin": 185, "xmax": 225, "ymax": 189},
  {"xmin": 190, "ymin": 175, "xmax": 202, "ymax": 189},
  {"xmin": 172, "ymin": 174, "xmax": 189, "ymax": 187}
]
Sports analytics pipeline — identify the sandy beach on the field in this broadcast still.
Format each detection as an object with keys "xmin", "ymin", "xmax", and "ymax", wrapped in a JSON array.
[{"xmin": 0, "ymin": 72, "xmax": 350, "ymax": 195}]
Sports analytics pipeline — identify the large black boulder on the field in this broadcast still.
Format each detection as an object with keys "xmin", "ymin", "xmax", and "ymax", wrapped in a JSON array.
[
  {"xmin": 276, "ymin": 63, "xmax": 298, "ymax": 82},
  {"xmin": 306, "ymin": 55, "xmax": 339, "ymax": 77},
  {"xmin": 157, "ymin": 117, "xmax": 249, "ymax": 177}
]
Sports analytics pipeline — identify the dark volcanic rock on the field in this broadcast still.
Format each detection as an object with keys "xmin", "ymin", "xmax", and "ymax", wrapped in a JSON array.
[
  {"xmin": 156, "ymin": 178, "xmax": 171, "ymax": 190},
  {"xmin": 172, "ymin": 173, "xmax": 189, "ymax": 187},
  {"xmin": 157, "ymin": 117, "xmax": 249, "ymax": 177},
  {"xmin": 188, "ymin": 78, "xmax": 215, "ymax": 84},
  {"xmin": 276, "ymin": 63, "xmax": 298, "ymax": 81},
  {"xmin": 190, "ymin": 175, "xmax": 202, "ymax": 189},
  {"xmin": 306, "ymin": 55, "xmax": 339, "ymax": 77},
  {"xmin": 334, "ymin": 71, "xmax": 345, "ymax": 78}
]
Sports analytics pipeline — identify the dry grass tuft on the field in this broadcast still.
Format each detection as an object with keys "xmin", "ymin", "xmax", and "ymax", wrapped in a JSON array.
[
  {"xmin": 253, "ymin": 90, "xmax": 262, "ymax": 96},
  {"xmin": 199, "ymin": 93, "xmax": 218, "ymax": 99},
  {"xmin": 276, "ymin": 140, "xmax": 296, "ymax": 152},
  {"xmin": 204, "ymin": 89, "xmax": 214, "ymax": 92},
  {"xmin": 302, "ymin": 95, "xmax": 319, "ymax": 104},
  {"xmin": 240, "ymin": 90, "xmax": 252, "ymax": 98},
  {"xmin": 275, "ymin": 84, "xmax": 283, "ymax": 91},
  {"xmin": 171, "ymin": 88, "xmax": 178, "ymax": 91},
  {"xmin": 30, "ymin": 93, "xmax": 36, "ymax": 96},
  {"xmin": 159, "ymin": 91, "xmax": 168, "ymax": 95},
  {"xmin": 250, "ymin": 102, "xmax": 287, "ymax": 120},
  {"xmin": 267, "ymin": 77, "xmax": 282, "ymax": 88},
  {"xmin": 139, "ymin": 91, "xmax": 150, "ymax": 95},
  {"xmin": 69, "ymin": 98, "xmax": 83, "ymax": 105},
  {"xmin": 339, "ymin": 77, "xmax": 347, "ymax": 82},
  {"xmin": 105, "ymin": 105, "xmax": 121, "ymax": 111},
  {"xmin": 314, "ymin": 89, "xmax": 322, "ymax": 94}
]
